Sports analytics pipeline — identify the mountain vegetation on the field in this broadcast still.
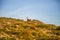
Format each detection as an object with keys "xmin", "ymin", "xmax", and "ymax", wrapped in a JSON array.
[{"xmin": 0, "ymin": 17, "xmax": 60, "ymax": 40}]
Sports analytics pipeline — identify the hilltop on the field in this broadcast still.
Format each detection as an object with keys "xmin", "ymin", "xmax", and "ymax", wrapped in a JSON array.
[{"xmin": 0, "ymin": 17, "xmax": 60, "ymax": 40}]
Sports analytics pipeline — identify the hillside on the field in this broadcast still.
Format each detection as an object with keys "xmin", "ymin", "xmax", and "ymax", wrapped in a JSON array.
[{"xmin": 0, "ymin": 17, "xmax": 60, "ymax": 40}]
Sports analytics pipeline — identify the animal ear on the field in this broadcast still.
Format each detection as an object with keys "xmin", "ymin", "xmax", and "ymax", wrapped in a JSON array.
[{"xmin": 26, "ymin": 17, "xmax": 28, "ymax": 20}]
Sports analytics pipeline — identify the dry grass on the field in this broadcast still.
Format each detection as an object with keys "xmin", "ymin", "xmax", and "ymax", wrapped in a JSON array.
[{"xmin": 0, "ymin": 17, "xmax": 60, "ymax": 40}]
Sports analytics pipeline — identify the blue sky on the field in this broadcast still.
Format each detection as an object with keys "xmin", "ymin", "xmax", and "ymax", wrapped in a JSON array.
[{"xmin": 0, "ymin": 0, "xmax": 60, "ymax": 26}]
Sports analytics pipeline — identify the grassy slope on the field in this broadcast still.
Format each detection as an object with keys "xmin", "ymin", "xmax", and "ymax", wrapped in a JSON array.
[{"xmin": 0, "ymin": 17, "xmax": 60, "ymax": 40}]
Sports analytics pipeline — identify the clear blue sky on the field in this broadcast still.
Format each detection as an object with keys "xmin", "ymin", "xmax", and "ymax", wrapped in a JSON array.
[{"xmin": 0, "ymin": 0, "xmax": 60, "ymax": 26}]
